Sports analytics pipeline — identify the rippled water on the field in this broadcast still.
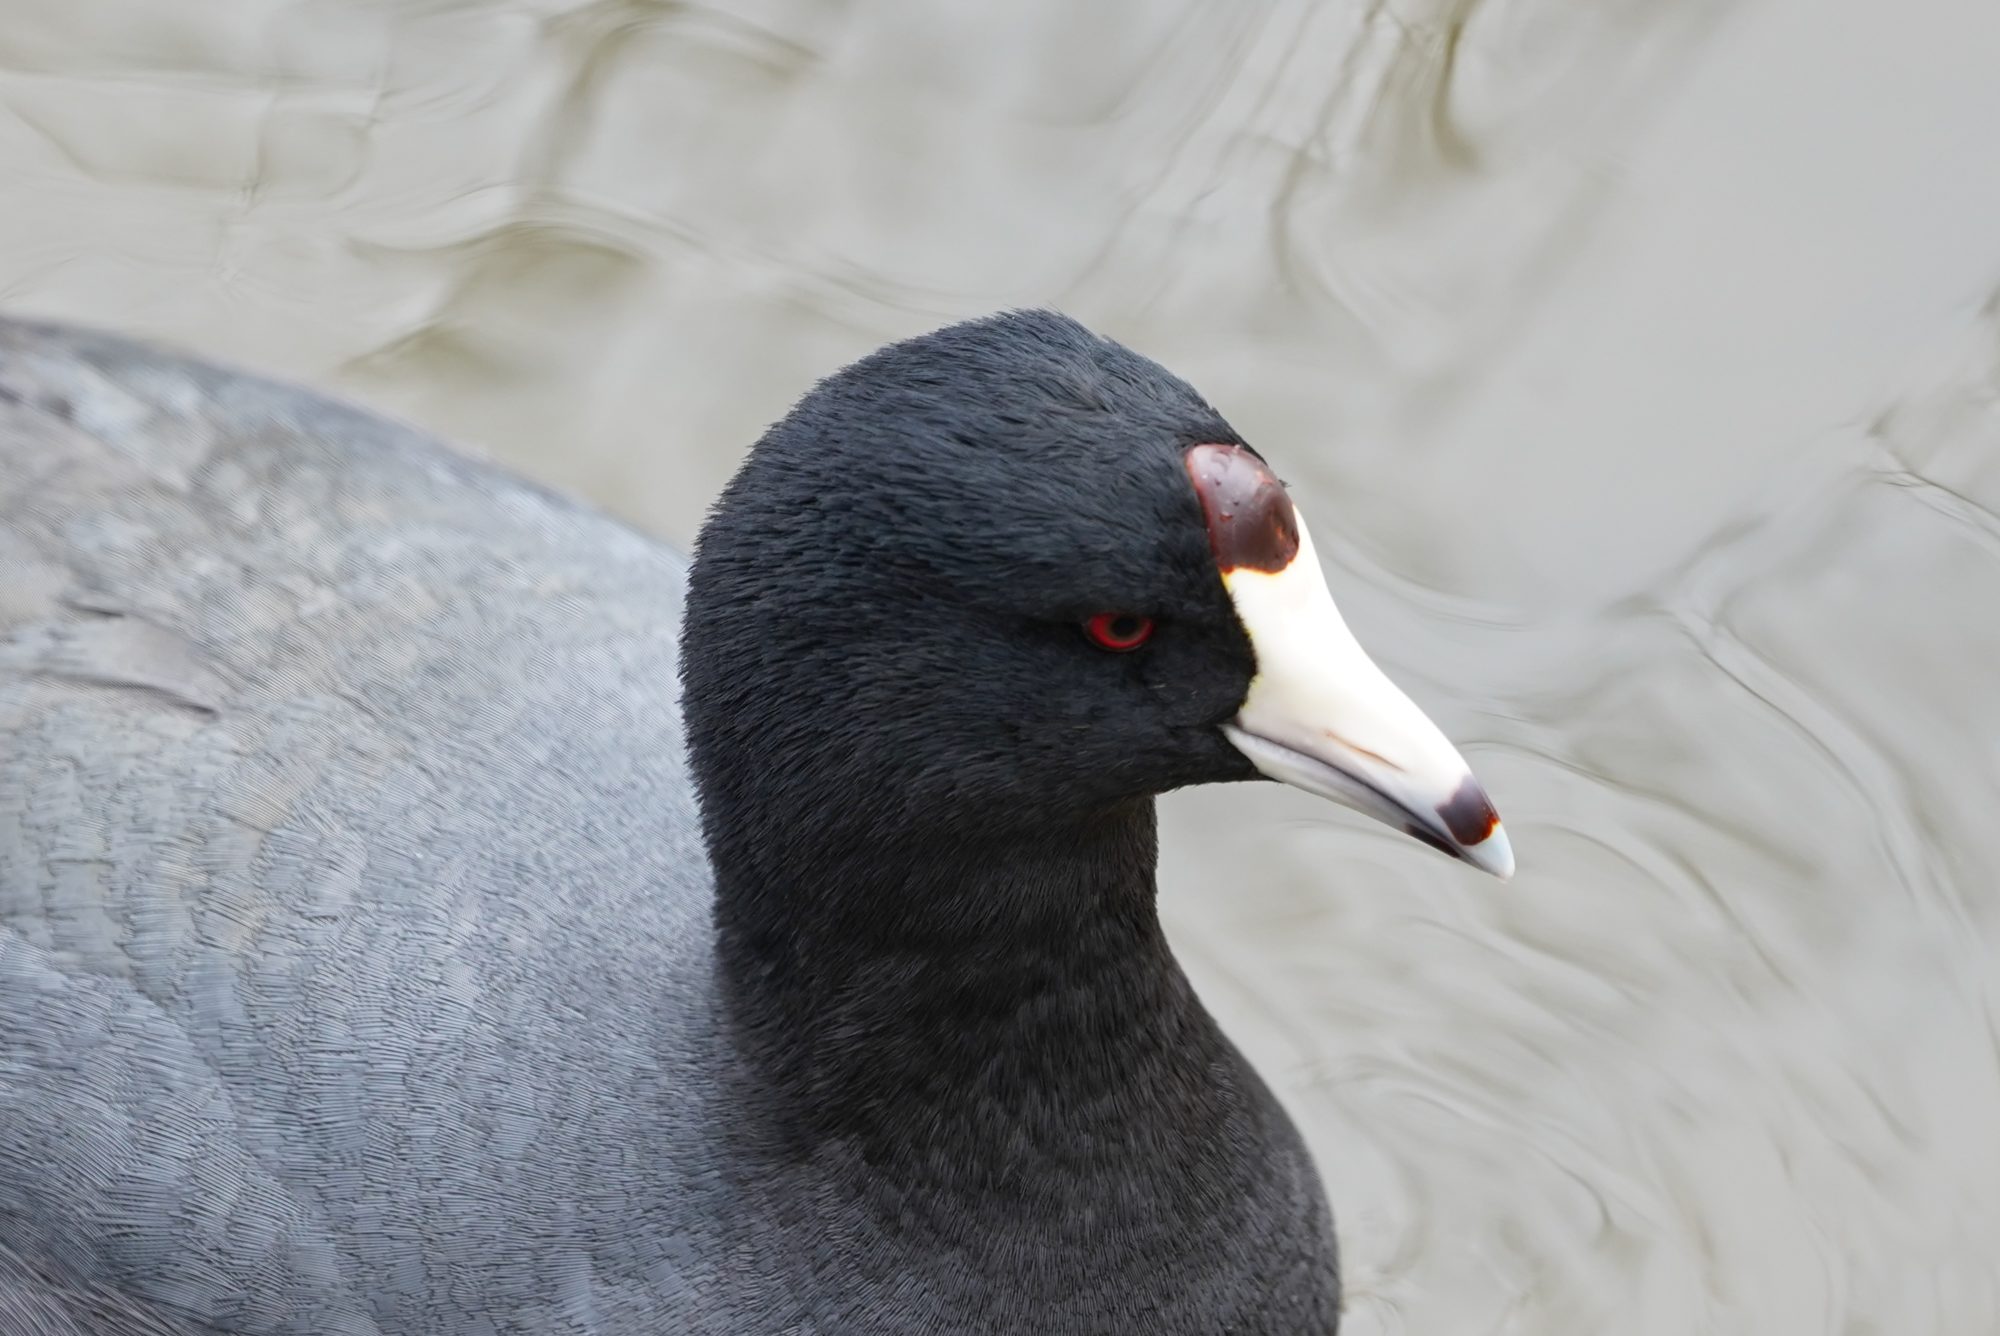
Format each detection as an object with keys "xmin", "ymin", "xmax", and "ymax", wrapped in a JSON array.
[{"xmin": 5, "ymin": 1, "xmax": 1998, "ymax": 1330}]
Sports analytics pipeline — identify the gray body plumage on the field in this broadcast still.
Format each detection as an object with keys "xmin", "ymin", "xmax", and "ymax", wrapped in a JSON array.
[{"xmin": 0, "ymin": 318, "xmax": 736, "ymax": 1332}]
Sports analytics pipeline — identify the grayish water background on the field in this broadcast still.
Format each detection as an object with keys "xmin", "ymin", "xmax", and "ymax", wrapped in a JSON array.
[{"xmin": 3, "ymin": 2, "xmax": 1997, "ymax": 1330}]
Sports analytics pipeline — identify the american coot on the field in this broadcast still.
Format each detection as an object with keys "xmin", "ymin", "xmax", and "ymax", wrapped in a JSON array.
[{"xmin": 0, "ymin": 311, "xmax": 1509, "ymax": 1335}]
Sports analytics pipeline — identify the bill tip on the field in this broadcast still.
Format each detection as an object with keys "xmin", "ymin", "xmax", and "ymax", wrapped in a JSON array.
[{"xmin": 1466, "ymin": 824, "xmax": 1515, "ymax": 880}]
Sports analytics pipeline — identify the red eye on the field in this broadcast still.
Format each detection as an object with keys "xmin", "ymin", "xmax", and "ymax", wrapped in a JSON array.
[{"xmin": 1083, "ymin": 613, "xmax": 1156, "ymax": 652}]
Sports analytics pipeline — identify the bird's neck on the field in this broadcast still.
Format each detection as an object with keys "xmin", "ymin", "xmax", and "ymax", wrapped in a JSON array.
[
  {"xmin": 702, "ymin": 804, "xmax": 1335, "ymax": 1321},
  {"xmin": 710, "ymin": 803, "xmax": 1252, "ymax": 1162}
]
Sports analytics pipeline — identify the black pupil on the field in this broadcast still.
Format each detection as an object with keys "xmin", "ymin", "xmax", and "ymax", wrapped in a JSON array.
[{"xmin": 1107, "ymin": 616, "xmax": 1143, "ymax": 641}]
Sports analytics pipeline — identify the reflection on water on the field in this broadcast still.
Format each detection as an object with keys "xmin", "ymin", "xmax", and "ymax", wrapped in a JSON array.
[{"xmin": 4, "ymin": 0, "xmax": 1997, "ymax": 1329}]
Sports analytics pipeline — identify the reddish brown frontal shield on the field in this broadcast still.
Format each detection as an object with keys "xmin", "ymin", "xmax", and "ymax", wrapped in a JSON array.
[{"xmin": 1184, "ymin": 443, "xmax": 1300, "ymax": 575}]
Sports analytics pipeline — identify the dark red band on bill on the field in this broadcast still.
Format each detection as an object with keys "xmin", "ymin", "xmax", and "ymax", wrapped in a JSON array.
[
  {"xmin": 1184, "ymin": 443, "xmax": 1299, "ymax": 574},
  {"xmin": 1437, "ymin": 777, "xmax": 1501, "ymax": 846}
]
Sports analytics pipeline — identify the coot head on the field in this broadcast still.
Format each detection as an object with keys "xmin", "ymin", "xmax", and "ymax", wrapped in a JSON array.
[{"xmin": 682, "ymin": 310, "xmax": 1510, "ymax": 898}]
